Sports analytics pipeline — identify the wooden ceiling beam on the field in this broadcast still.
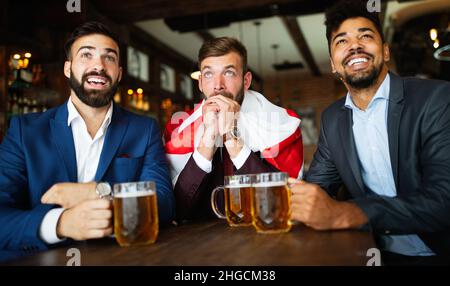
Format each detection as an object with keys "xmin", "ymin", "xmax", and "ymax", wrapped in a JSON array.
[
  {"xmin": 93, "ymin": 0, "xmax": 304, "ymax": 22},
  {"xmin": 195, "ymin": 31, "xmax": 215, "ymax": 42},
  {"xmin": 281, "ymin": 16, "xmax": 321, "ymax": 76}
]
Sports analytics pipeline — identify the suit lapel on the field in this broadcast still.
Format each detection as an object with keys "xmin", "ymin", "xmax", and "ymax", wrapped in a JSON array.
[
  {"xmin": 50, "ymin": 103, "xmax": 77, "ymax": 182},
  {"xmin": 387, "ymin": 73, "xmax": 405, "ymax": 191},
  {"xmin": 338, "ymin": 108, "xmax": 365, "ymax": 195},
  {"xmin": 95, "ymin": 105, "xmax": 129, "ymax": 181}
]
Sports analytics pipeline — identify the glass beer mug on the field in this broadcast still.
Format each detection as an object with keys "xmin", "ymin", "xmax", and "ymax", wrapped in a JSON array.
[
  {"xmin": 211, "ymin": 174, "xmax": 254, "ymax": 227},
  {"xmin": 251, "ymin": 172, "xmax": 292, "ymax": 233},
  {"xmin": 113, "ymin": 181, "xmax": 159, "ymax": 246}
]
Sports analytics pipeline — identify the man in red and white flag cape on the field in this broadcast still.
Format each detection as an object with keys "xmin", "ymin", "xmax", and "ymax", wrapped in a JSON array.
[{"xmin": 164, "ymin": 37, "xmax": 303, "ymax": 220}]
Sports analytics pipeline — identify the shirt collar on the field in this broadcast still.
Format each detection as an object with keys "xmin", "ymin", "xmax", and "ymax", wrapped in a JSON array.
[
  {"xmin": 344, "ymin": 73, "xmax": 390, "ymax": 111},
  {"xmin": 67, "ymin": 96, "xmax": 113, "ymax": 132}
]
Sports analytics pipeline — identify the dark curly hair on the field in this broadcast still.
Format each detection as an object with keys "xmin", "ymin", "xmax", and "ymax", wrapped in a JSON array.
[{"xmin": 325, "ymin": 0, "xmax": 384, "ymax": 52}]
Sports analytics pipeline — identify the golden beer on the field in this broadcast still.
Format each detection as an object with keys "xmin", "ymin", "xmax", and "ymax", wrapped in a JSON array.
[
  {"xmin": 113, "ymin": 183, "xmax": 158, "ymax": 247},
  {"xmin": 211, "ymin": 174, "xmax": 254, "ymax": 227},
  {"xmin": 224, "ymin": 185, "xmax": 253, "ymax": 226},
  {"xmin": 252, "ymin": 173, "xmax": 292, "ymax": 233}
]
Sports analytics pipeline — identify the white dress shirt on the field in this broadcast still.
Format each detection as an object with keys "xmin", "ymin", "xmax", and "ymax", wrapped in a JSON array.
[
  {"xmin": 39, "ymin": 97, "xmax": 113, "ymax": 244},
  {"xmin": 193, "ymin": 142, "xmax": 251, "ymax": 173}
]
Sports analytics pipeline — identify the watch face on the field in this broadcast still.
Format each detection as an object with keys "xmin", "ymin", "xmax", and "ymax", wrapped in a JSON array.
[
  {"xmin": 232, "ymin": 126, "xmax": 240, "ymax": 138},
  {"xmin": 98, "ymin": 183, "xmax": 111, "ymax": 196}
]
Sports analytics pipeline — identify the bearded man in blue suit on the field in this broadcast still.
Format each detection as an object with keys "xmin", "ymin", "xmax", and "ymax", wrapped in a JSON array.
[{"xmin": 0, "ymin": 22, "xmax": 174, "ymax": 256}]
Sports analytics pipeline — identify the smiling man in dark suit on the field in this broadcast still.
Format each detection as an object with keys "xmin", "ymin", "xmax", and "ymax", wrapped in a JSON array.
[
  {"xmin": 0, "ymin": 22, "xmax": 174, "ymax": 256},
  {"xmin": 289, "ymin": 0, "xmax": 450, "ymax": 265}
]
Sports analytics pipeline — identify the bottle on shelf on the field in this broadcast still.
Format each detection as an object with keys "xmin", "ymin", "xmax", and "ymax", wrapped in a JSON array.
[
  {"xmin": 11, "ymin": 93, "xmax": 19, "ymax": 117},
  {"xmin": 30, "ymin": 99, "xmax": 39, "ymax": 113},
  {"xmin": 5, "ymin": 53, "xmax": 56, "ymax": 129}
]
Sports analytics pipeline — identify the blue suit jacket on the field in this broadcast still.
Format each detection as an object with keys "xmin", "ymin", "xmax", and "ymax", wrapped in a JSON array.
[{"xmin": 0, "ymin": 102, "xmax": 175, "ymax": 253}]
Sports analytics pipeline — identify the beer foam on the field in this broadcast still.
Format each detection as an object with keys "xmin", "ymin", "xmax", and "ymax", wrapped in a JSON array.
[
  {"xmin": 252, "ymin": 182, "xmax": 286, "ymax": 188},
  {"xmin": 226, "ymin": 184, "xmax": 252, "ymax": 188},
  {"xmin": 114, "ymin": 190, "xmax": 155, "ymax": 198}
]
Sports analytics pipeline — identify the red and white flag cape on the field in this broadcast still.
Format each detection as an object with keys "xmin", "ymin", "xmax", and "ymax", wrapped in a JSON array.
[{"xmin": 164, "ymin": 90, "xmax": 304, "ymax": 184}]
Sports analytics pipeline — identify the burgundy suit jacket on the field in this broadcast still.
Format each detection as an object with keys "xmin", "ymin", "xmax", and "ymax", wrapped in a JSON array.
[{"xmin": 174, "ymin": 148, "xmax": 278, "ymax": 221}]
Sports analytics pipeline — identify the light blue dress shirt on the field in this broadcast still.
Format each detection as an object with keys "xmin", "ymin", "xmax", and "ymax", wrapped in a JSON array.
[{"xmin": 344, "ymin": 74, "xmax": 434, "ymax": 256}]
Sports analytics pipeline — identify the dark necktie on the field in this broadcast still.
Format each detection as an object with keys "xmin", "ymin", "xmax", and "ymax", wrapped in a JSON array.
[{"xmin": 222, "ymin": 135, "xmax": 234, "ymax": 177}]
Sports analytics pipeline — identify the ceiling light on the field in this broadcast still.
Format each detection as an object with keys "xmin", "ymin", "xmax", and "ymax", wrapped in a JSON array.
[
  {"xmin": 434, "ymin": 44, "xmax": 450, "ymax": 61},
  {"xmin": 430, "ymin": 28, "xmax": 438, "ymax": 41},
  {"xmin": 190, "ymin": 70, "xmax": 200, "ymax": 80},
  {"xmin": 433, "ymin": 39, "xmax": 440, "ymax": 49}
]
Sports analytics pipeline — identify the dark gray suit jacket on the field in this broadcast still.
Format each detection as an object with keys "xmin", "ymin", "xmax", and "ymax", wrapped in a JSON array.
[{"xmin": 306, "ymin": 73, "xmax": 450, "ymax": 256}]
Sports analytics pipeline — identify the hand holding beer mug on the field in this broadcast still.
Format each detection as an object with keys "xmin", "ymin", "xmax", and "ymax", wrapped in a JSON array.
[
  {"xmin": 211, "ymin": 174, "xmax": 253, "ymax": 227},
  {"xmin": 113, "ymin": 181, "xmax": 158, "ymax": 246},
  {"xmin": 252, "ymin": 172, "xmax": 292, "ymax": 233}
]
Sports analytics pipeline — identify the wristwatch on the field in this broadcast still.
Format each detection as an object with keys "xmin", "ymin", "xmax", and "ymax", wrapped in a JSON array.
[
  {"xmin": 225, "ymin": 124, "xmax": 241, "ymax": 142},
  {"xmin": 95, "ymin": 182, "xmax": 112, "ymax": 198}
]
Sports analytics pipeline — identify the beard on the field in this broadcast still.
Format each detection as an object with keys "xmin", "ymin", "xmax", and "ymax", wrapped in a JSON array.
[
  {"xmin": 68, "ymin": 68, "xmax": 119, "ymax": 108},
  {"xmin": 203, "ymin": 85, "xmax": 245, "ymax": 105},
  {"xmin": 337, "ymin": 50, "xmax": 383, "ymax": 90}
]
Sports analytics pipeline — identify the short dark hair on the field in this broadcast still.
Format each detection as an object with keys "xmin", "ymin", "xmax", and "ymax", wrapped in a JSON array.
[
  {"xmin": 64, "ymin": 21, "xmax": 120, "ymax": 61},
  {"xmin": 198, "ymin": 37, "xmax": 248, "ymax": 72},
  {"xmin": 325, "ymin": 0, "xmax": 385, "ymax": 51}
]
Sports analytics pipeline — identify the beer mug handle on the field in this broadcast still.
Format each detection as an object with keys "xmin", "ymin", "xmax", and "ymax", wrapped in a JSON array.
[{"xmin": 210, "ymin": 186, "xmax": 226, "ymax": 219}]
